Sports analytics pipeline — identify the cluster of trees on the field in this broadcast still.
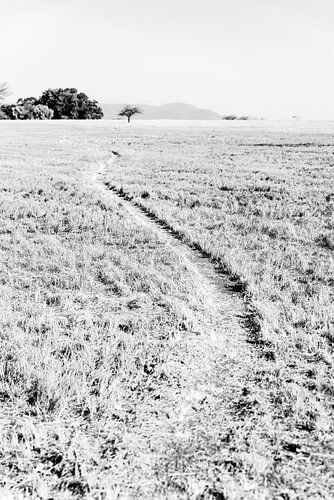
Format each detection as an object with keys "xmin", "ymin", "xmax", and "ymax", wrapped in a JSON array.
[
  {"xmin": 1, "ymin": 100, "xmax": 54, "ymax": 120},
  {"xmin": 221, "ymin": 115, "xmax": 249, "ymax": 120},
  {"xmin": 0, "ymin": 85, "xmax": 103, "ymax": 120}
]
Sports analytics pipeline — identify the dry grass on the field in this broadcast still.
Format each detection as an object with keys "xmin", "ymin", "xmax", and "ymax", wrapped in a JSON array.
[
  {"xmin": 0, "ymin": 121, "xmax": 333, "ymax": 499},
  {"xmin": 104, "ymin": 120, "xmax": 334, "ymax": 498},
  {"xmin": 0, "ymin": 123, "xmax": 219, "ymax": 498}
]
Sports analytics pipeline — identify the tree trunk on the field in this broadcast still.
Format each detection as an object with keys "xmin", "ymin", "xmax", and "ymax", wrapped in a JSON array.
[{"xmin": 127, "ymin": 116, "xmax": 130, "ymax": 123}]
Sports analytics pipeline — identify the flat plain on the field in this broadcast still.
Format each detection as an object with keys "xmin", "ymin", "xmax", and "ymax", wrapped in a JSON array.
[{"xmin": 0, "ymin": 120, "xmax": 333, "ymax": 499}]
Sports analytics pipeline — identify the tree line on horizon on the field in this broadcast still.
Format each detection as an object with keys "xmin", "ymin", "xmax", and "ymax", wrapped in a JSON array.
[
  {"xmin": 0, "ymin": 82, "xmax": 253, "ymax": 121},
  {"xmin": 0, "ymin": 85, "xmax": 103, "ymax": 120},
  {"xmin": 0, "ymin": 83, "xmax": 143, "ymax": 122}
]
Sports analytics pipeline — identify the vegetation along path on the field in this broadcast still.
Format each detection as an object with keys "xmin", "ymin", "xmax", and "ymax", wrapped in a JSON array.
[
  {"xmin": 93, "ymin": 156, "xmax": 268, "ymax": 499},
  {"xmin": 92, "ymin": 154, "xmax": 334, "ymax": 500},
  {"xmin": 95, "ymin": 156, "xmax": 257, "ymax": 345},
  {"xmin": 1, "ymin": 123, "xmax": 332, "ymax": 499}
]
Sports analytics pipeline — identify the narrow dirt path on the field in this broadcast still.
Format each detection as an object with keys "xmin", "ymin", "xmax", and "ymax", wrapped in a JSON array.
[
  {"xmin": 90, "ymin": 158, "xmax": 272, "ymax": 499},
  {"xmin": 86, "ymin": 155, "xmax": 334, "ymax": 500},
  {"xmin": 93, "ymin": 158, "xmax": 256, "ymax": 346}
]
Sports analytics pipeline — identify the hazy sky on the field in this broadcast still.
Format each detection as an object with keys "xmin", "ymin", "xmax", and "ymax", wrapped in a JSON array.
[{"xmin": 1, "ymin": 0, "xmax": 333, "ymax": 118}]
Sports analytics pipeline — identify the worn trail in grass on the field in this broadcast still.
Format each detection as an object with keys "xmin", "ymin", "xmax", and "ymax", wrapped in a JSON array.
[
  {"xmin": 93, "ymin": 158, "xmax": 278, "ymax": 498},
  {"xmin": 96, "ymin": 158, "xmax": 255, "ymax": 344},
  {"xmin": 99, "ymin": 149, "xmax": 334, "ymax": 500},
  {"xmin": 2, "ymin": 121, "xmax": 333, "ymax": 499}
]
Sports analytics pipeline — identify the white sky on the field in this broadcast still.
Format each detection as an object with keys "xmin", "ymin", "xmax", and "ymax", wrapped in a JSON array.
[{"xmin": 1, "ymin": 0, "xmax": 333, "ymax": 118}]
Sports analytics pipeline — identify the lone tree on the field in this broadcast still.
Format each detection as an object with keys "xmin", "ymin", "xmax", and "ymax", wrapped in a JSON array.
[{"xmin": 118, "ymin": 105, "xmax": 142, "ymax": 123}]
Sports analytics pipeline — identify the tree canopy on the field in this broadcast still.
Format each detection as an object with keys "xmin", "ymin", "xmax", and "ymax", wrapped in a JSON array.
[
  {"xmin": 0, "ymin": 87, "xmax": 103, "ymax": 120},
  {"xmin": 118, "ymin": 105, "xmax": 142, "ymax": 123},
  {"xmin": 39, "ymin": 88, "xmax": 103, "ymax": 119}
]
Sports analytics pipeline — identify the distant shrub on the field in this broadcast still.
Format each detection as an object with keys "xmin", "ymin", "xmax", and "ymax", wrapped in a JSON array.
[
  {"xmin": 1, "ymin": 104, "xmax": 33, "ymax": 120},
  {"xmin": 12, "ymin": 105, "xmax": 30, "ymax": 120},
  {"xmin": 0, "ymin": 104, "xmax": 24, "ymax": 119},
  {"xmin": 15, "ymin": 97, "xmax": 38, "ymax": 119},
  {"xmin": 222, "ymin": 115, "xmax": 238, "ymax": 120},
  {"xmin": 221, "ymin": 114, "xmax": 250, "ymax": 120},
  {"xmin": 32, "ymin": 104, "xmax": 54, "ymax": 120},
  {"xmin": 17, "ymin": 96, "xmax": 37, "ymax": 106},
  {"xmin": 0, "ymin": 103, "xmax": 54, "ymax": 120},
  {"xmin": 0, "ymin": 107, "xmax": 10, "ymax": 119}
]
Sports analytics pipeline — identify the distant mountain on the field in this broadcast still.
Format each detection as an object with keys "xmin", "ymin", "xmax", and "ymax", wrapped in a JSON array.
[{"xmin": 101, "ymin": 102, "xmax": 221, "ymax": 120}]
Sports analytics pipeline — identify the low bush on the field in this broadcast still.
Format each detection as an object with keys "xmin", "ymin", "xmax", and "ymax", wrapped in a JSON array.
[
  {"xmin": 32, "ymin": 104, "xmax": 54, "ymax": 120},
  {"xmin": 0, "ymin": 103, "xmax": 54, "ymax": 120}
]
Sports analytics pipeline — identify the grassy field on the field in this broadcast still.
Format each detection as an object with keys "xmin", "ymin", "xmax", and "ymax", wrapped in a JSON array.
[
  {"xmin": 0, "ymin": 120, "xmax": 333, "ymax": 499},
  {"xmin": 105, "ymin": 120, "xmax": 334, "ymax": 497}
]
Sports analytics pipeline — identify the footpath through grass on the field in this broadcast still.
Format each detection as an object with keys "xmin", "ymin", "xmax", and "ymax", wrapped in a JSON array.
[
  {"xmin": 0, "ymin": 121, "xmax": 333, "ymax": 499},
  {"xmin": 0, "ymin": 123, "xmax": 220, "ymax": 498},
  {"xmin": 105, "ymin": 121, "xmax": 334, "ymax": 499}
]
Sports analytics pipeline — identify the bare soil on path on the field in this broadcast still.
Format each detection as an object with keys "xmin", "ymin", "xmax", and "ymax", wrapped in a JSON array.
[
  {"xmin": 92, "ymin": 158, "xmax": 272, "ymax": 499},
  {"xmin": 89, "ymin": 154, "xmax": 334, "ymax": 500},
  {"xmin": 90, "ymin": 156, "xmax": 331, "ymax": 500},
  {"xmin": 93, "ymin": 158, "xmax": 256, "ymax": 349},
  {"xmin": 1, "ymin": 122, "xmax": 333, "ymax": 499}
]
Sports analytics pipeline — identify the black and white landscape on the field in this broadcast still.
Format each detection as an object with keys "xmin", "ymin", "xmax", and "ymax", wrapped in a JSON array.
[{"xmin": 0, "ymin": 1, "xmax": 333, "ymax": 499}]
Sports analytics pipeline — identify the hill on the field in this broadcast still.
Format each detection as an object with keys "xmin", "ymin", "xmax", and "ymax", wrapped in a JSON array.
[{"xmin": 101, "ymin": 102, "xmax": 221, "ymax": 120}]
